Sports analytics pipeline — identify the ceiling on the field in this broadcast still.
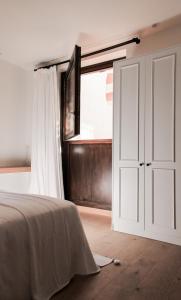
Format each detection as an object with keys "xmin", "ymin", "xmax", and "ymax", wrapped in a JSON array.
[{"xmin": 0, "ymin": 0, "xmax": 181, "ymax": 69}]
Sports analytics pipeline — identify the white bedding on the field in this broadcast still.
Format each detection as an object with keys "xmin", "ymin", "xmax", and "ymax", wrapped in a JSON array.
[{"xmin": 0, "ymin": 192, "xmax": 99, "ymax": 300}]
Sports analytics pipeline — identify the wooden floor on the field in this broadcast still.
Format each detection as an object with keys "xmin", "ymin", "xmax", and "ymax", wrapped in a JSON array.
[{"xmin": 52, "ymin": 206, "xmax": 181, "ymax": 300}]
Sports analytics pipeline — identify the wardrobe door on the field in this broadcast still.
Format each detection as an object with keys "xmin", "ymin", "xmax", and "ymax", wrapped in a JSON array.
[
  {"xmin": 113, "ymin": 57, "xmax": 145, "ymax": 235},
  {"xmin": 145, "ymin": 46, "xmax": 181, "ymax": 245}
]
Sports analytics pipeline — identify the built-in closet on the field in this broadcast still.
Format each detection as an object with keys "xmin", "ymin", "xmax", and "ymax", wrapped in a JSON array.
[{"xmin": 113, "ymin": 45, "xmax": 181, "ymax": 245}]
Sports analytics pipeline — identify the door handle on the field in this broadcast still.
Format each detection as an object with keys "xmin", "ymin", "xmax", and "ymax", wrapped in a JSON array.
[
  {"xmin": 146, "ymin": 163, "xmax": 151, "ymax": 166},
  {"xmin": 139, "ymin": 162, "xmax": 144, "ymax": 166}
]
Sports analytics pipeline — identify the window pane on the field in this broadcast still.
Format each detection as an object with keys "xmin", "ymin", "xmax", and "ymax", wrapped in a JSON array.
[{"xmin": 75, "ymin": 68, "xmax": 113, "ymax": 140}]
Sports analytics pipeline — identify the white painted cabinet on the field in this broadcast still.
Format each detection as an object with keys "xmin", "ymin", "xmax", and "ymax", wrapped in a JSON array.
[
  {"xmin": 113, "ymin": 57, "xmax": 145, "ymax": 235},
  {"xmin": 113, "ymin": 45, "xmax": 181, "ymax": 245}
]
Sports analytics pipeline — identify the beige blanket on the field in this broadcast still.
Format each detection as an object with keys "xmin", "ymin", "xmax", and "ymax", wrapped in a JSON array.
[{"xmin": 0, "ymin": 192, "xmax": 99, "ymax": 300}]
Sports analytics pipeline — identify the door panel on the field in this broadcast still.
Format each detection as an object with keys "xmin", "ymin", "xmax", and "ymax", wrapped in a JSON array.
[
  {"xmin": 145, "ymin": 47, "xmax": 181, "ymax": 241},
  {"xmin": 120, "ymin": 168, "xmax": 139, "ymax": 222},
  {"xmin": 152, "ymin": 169, "xmax": 175, "ymax": 230},
  {"xmin": 69, "ymin": 144, "xmax": 92, "ymax": 202},
  {"xmin": 92, "ymin": 144, "xmax": 112, "ymax": 207},
  {"xmin": 152, "ymin": 54, "xmax": 175, "ymax": 162},
  {"xmin": 113, "ymin": 57, "xmax": 145, "ymax": 235},
  {"xmin": 120, "ymin": 64, "xmax": 139, "ymax": 161},
  {"xmin": 67, "ymin": 142, "xmax": 112, "ymax": 209}
]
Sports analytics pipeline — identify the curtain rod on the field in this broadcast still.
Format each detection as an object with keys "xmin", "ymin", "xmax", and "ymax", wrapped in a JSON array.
[{"xmin": 34, "ymin": 37, "xmax": 140, "ymax": 71}]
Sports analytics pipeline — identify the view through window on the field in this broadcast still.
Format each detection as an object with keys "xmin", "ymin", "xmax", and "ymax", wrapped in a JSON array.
[{"xmin": 73, "ymin": 67, "xmax": 113, "ymax": 140}]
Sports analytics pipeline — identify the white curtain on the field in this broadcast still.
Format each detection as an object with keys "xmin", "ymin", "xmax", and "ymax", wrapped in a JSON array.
[{"xmin": 30, "ymin": 66, "xmax": 64, "ymax": 199}]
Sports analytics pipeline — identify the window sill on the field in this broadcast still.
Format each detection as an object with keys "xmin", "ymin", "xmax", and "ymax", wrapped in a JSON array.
[{"xmin": 65, "ymin": 139, "xmax": 112, "ymax": 145}]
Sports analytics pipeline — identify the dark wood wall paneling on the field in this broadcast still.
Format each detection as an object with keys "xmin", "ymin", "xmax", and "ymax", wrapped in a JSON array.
[
  {"xmin": 63, "ymin": 140, "xmax": 112, "ymax": 210},
  {"xmin": 61, "ymin": 61, "xmax": 114, "ymax": 210}
]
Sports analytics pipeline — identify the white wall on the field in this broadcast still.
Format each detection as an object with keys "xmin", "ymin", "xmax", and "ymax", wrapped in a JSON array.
[
  {"xmin": 0, "ymin": 59, "xmax": 33, "ymax": 193},
  {"xmin": 0, "ymin": 59, "xmax": 33, "ymax": 167},
  {"xmin": 127, "ymin": 23, "xmax": 181, "ymax": 58},
  {"xmin": 0, "ymin": 172, "xmax": 31, "ymax": 193}
]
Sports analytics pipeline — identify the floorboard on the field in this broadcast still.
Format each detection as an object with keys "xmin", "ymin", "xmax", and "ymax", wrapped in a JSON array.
[{"xmin": 52, "ymin": 207, "xmax": 181, "ymax": 300}]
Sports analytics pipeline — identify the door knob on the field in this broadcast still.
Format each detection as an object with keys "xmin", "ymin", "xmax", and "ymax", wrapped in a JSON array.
[
  {"xmin": 139, "ymin": 162, "xmax": 144, "ymax": 166},
  {"xmin": 146, "ymin": 163, "xmax": 151, "ymax": 166}
]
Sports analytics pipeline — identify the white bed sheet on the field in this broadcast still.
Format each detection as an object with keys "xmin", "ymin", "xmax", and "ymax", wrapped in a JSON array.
[{"xmin": 0, "ymin": 192, "xmax": 99, "ymax": 300}]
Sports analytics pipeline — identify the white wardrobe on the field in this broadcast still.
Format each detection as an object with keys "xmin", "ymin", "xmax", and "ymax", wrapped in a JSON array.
[{"xmin": 113, "ymin": 45, "xmax": 181, "ymax": 246}]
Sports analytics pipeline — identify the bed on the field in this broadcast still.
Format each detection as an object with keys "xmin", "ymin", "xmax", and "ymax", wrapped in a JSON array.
[{"xmin": 0, "ymin": 191, "xmax": 99, "ymax": 300}]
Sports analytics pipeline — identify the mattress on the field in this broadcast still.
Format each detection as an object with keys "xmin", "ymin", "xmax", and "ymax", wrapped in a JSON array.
[{"xmin": 0, "ymin": 192, "xmax": 99, "ymax": 300}]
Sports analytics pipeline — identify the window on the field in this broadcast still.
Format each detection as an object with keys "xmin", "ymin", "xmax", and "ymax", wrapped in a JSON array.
[{"xmin": 72, "ymin": 67, "xmax": 113, "ymax": 140}]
